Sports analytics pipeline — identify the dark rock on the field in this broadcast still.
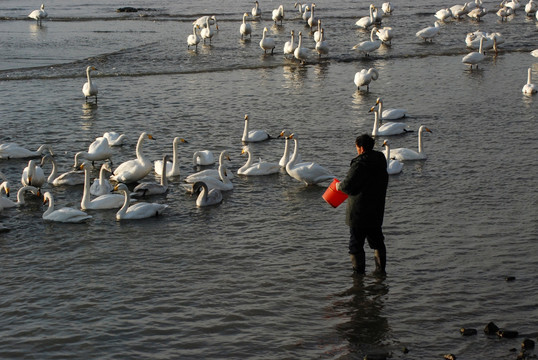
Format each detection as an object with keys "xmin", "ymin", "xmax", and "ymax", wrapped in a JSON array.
[
  {"xmin": 497, "ymin": 329, "xmax": 519, "ymax": 338},
  {"xmin": 402, "ymin": 346, "xmax": 409, "ymax": 354},
  {"xmin": 505, "ymin": 276, "xmax": 516, "ymax": 281},
  {"xmin": 522, "ymin": 338, "xmax": 535, "ymax": 350},
  {"xmin": 484, "ymin": 322, "xmax": 500, "ymax": 335},
  {"xmin": 363, "ymin": 352, "xmax": 389, "ymax": 360},
  {"xmin": 460, "ymin": 328, "xmax": 477, "ymax": 336},
  {"xmin": 0, "ymin": 226, "xmax": 10, "ymax": 233},
  {"xmin": 116, "ymin": 7, "xmax": 138, "ymax": 12},
  {"xmin": 444, "ymin": 354, "xmax": 456, "ymax": 360}
]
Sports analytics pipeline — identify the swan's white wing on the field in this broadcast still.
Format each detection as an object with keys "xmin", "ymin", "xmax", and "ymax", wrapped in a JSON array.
[
  {"xmin": 122, "ymin": 203, "xmax": 168, "ymax": 219},
  {"xmin": 44, "ymin": 207, "xmax": 92, "ymax": 223}
]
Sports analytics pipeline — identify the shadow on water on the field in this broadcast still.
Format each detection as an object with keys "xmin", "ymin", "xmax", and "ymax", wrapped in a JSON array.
[{"xmin": 330, "ymin": 275, "xmax": 391, "ymax": 358}]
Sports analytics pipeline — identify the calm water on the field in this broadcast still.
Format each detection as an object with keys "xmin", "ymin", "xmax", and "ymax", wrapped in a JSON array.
[{"xmin": 1, "ymin": 0, "xmax": 537, "ymax": 359}]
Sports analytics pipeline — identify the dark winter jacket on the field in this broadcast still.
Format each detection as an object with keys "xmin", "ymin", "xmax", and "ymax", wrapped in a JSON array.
[{"xmin": 340, "ymin": 150, "xmax": 388, "ymax": 227}]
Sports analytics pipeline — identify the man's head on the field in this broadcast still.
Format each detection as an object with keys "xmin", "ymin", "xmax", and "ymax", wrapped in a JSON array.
[{"xmin": 355, "ymin": 134, "xmax": 375, "ymax": 154}]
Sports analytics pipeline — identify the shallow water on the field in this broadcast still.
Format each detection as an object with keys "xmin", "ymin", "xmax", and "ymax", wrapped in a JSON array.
[{"xmin": 1, "ymin": 0, "xmax": 537, "ymax": 359}]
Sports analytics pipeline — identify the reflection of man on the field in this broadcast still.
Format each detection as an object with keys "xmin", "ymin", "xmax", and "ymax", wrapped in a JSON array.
[{"xmin": 336, "ymin": 134, "xmax": 388, "ymax": 275}]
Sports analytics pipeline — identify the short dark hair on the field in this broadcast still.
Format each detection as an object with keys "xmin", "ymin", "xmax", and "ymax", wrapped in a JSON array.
[{"xmin": 355, "ymin": 134, "xmax": 374, "ymax": 151}]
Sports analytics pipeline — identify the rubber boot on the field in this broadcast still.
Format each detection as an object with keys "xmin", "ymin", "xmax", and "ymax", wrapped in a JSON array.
[
  {"xmin": 350, "ymin": 253, "xmax": 365, "ymax": 275},
  {"xmin": 374, "ymin": 249, "xmax": 386, "ymax": 276}
]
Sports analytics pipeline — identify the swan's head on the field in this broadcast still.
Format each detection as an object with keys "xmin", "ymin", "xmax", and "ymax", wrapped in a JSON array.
[
  {"xmin": 368, "ymin": 106, "xmax": 376, "ymax": 113},
  {"xmin": 263, "ymin": 27, "xmax": 268, "ymax": 33},
  {"xmin": 43, "ymin": 191, "xmax": 52, "ymax": 205},
  {"xmin": 101, "ymin": 161, "xmax": 112, "ymax": 172},
  {"xmin": 375, "ymin": 97, "xmax": 382, "ymax": 105},
  {"xmin": 419, "ymin": 126, "xmax": 433, "ymax": 134},
  {"xmin": 244, "ymin": 114, "xmax": 249, "ymax": 121},
  {"xmin": 240, "ymin": 146, "xmax": 250, "ymax": 155},
  {"xmin": 382, "ymin": 140, "xmax": 390, "ymax": 147},
  {"xmin": 1, "ymin": 183, "xmax": 10, "ymax": 197},
  {"xmin": 114, "ymin": 183, "xmax": 129, "ymax": 193},
  {"xmin": 173, "ymin": 137, "xmax": 188, "ymax": 145},
  {"xmin": 291, "ymin": 30, "xmax": 294, "ymax": 35},
  {"xmin": 79, "ymin": 160, "xmax": 92, "ymax": 170},
  {"xmin": 192, "ymin": 181, "xmax": 208, "ymax": 195},
  {"xmin": 86, "ymin": 66, "xmax": 97, "ymax": 72},
  {"xmin": 278, "ymin": 129, "xmax": 291, "ymax": 138},
  {"xmin": 243, "ymin": 12, "xmax": 249, "ymax": 17}
]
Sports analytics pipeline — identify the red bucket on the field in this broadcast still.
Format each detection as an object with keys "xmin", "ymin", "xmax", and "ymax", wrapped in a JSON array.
[{"xmin": 322, "ymin": 179, "xmax": 348, "ymax": 208}]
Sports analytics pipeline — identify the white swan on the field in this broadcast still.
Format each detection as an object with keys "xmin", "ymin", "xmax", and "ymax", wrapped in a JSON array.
[
  {"xmin": 294, "ymin": 2, "xmax": 309, "ymax": 15},
  {"xmin": 356, "ymin": 4, "xmax": 376, "ymax": 29},
  {"xmin": 193, "ymin": 15, "xmax": 218, "ymax": 29},
  {"xmin": 308, "ymin": 3, "xmax": 318, "ymax": 29},
  {"xmin": 294, "ymin": 31, "xmax": 309, "ymax": 63},
  {"xmin": 28, "ymin": 4, "xmax": 47, "ymax": 25},
  {"xmin": 103, "ymin": 131, "xmax": 126, "ymax": 146},
  {"xmin": 0, "ymin": 143, "xmax": 53, "ymax": 159},
  {"xmin": 302, "ymin": 5, "xmax": 310, "ymax": 22},
  {"xmin": 242, "ymin": 114, "xmax": 270, "ymax": 142},
  {"xmin": 525, "ymin": 0, "xmax": 537, "ymax": 14},
  {"xmin": 90, "ymin": 162, "xmax": 113, "ymax": 196},
  {"xmin": 465, "ymin": 31, "xmax": 503, "ymax": 50},
  {"xmin": 382, "ymin": 2, "xmax": 393, "ymax": 15},
  {"xmin": 451, "ymin": 3, "xmax": 469, "ymax": 18},
  {"xmin": 82, "ymin": 66, "xmax": 98, "ymax": 103},
  {"xmin": 200, "ymin": 17, "xmax": 216, "ymax": 44},
  {"xmin": 41, "ymin": 154, "xmax": 84, "ymax": 186},
  {"xmin": 237, "ymin": 146, "xmax": 280, "ymax": 176},
  {"xmin": 354, "ymin": 68, "xmax": 379, "ymax": 92},
  {"xmin": 278, "ymin": 131, "xmax": 302, "ymax": 168},
  {"xmin": 193, "ymin": 150, "xmax": 215, "ymax": 166},
  {"xmin": 435, "ymin": 8, "xmax": 453, "ymax": 21},
  {"xmin": 315, "ymin": 28, "xmax": 329, "ymax": 58},
  {"xmin": 313, "ymin": 19, "xmax": 323, "ymax": 43},
  {"xmin": 42, "ymin": 192, "xmax": 92, "ymax": 223},
  {"xmin": 252, "ymin": 1, "xmax": 261, "ymax": 18},
  {"xmin": 390, "ymin": 126, "xmax": 433, "ymax": 161},
  {"xmin": 154, "ymin": 137, "xmax": 187, "ymax": 177},
  {"xmin": 462, "ymin": 36, "xmax": 485, "ymax": 70},
  {"xmin": 6, "ymin": 185, "xmax": 40, "ymax": 207},
  {"xmin": 74, "ymin": 136, "xmax": 113, "ymax": 167},
  {"xmin": 283, "ymin": 30, "xmax": 296, "ymax": 56},
  {"xmin": 80, "ymin": 161, "xmax": 127, "ymax": 210},
  {"xmin": 132, "ymin": 155, "xmax": 169, "ymax": 197},
  {"xmin": 240, "ymin": 12, "xmax": 252, "ymax": 40},
  {"xmin": 376, "ymin": 97, "xmax": 407, "ymax": 120},
  {"xmin": 114, "ymin": 184, "xmax": 168, "ymax": 220},
  {"xmin": 505, "ymin": 0, "xmax": 521, "ymax": 11},
  {"xmin": 110, "ymin": 132, "xmax": 155, "ymax": 183},
  {"xmin": 285, "ymin": 134, "xmax": 334, "ymax": 185},
  {"xmin": 260, "ymin": 27, "xmax": 276, "ymax": 54},
  {"xmin": 531, "ymin": 49, "xmax": 538, "ymax": 57},
  {"xmin": 185, "ymin": 150, "xmax": 233, "ymax": 182},
  {"xmin": 188, "ymin": 24, "xmax": 200, "ymax": 50},
  {"xmin": 272, "ymin": 4, "xmax": 284, "ymax": 25},
  {"xmin": 496, "ymin": 5, "xmax": 512, "ymax": 20},
  {"xmin": 0, "ymin": 181, "xmax": 17, "ymax": 208},
  {"xmin": 522, "ymin": 68, "xmax": 537, "ymax": 95},
  {"xmin": 21, "ymin": 159, "xmax": 46, "ymax": 188},
  {"xmin": 352, "ymin": 27, "xmax": 381, "ymax": 56},
  {"xmin": 416, "ymin": 21, "xmax": 441, "ymax": 42},
  {"xmin": 184, "ymin": 161, "xmax": 233, "ymax": 192},
  {"xmin": 370, "ymin": 106, "xmax": 410, "ymax": 136},
  {"xmin": 376, "ymin": 27, "xmax": 394, "ymax": 45},
  {"xmin": 192, "ymin": 181, "xmax": 223, "ymax": 207},
  {"xmin": 382, "ymin": 140, "xmax": 403, "ymax": 175},
  {"xmin": 467, "ymin": 6, "xmax": 487, "ymax": 20}
]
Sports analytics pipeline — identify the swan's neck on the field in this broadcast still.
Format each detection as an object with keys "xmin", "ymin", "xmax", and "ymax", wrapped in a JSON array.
[
  {"xmin": 298, "ymin": 33, "xmax": 303, "ymax": 48},
  {"xmin": 192, "ymin": 25, "xmax": 197, "ymax": 35},
  {"xmin": 135, "ymin": 134, "xmax": 146, "ymax": 162},
  {"xmin": 160, "ymin": 158, "xmax": 168, "ymax": 186},
  {"xmin": 385, "ymin": 145, "xmax": 390, "ymax": 165},
  {"xmin": 198, "ymin": 183, "xmax": 208, "ymax": 203},
  {"xmin": 478, "ymin": 38, "xmax": 484, "ymax": 53},
  {"xmin": 47, "ymin": 157, "xmax": 57, "ymax": 183},
  {"xmin": 171, "ymin": 141, "xmax": 179, "ymax": 173},
  {"xmin": 528, "ymin": 68, "xmax": 532, "ymax": 85},
  {"xmin": 369, "ymin": 6, "xmax": 374, "ymax": 19},
  {"xmin": 280, "ymin": 138, "xmax": 290, "ymax": 165},
  {"xmin": 377, "ymin": 101, "xmax": 383, "ymax": 120},
  {"xmin": 372, "ymin": 112, "xmax": 379, "ymax": 136},
  {"xmin": 218, "ymin": 161, "xmax": 231, "ymax": 183},
  {"xmin": 418, "ymin": 128, "xmax": 424, "ymax": 153},
  {"xmin": 287, "ymin": 138, "xmax": 299, "ymax": 170},
  {"xmin": 99, "ymin": 165, "xmax": 107, "ymax": 183},
  {"xmin": 117, "ymin": 190, "xmax": 130, "ymax": 218},
  {"xmin": 242, "ymin": 119, "xmax": 250, "ymax": 141},
  {"xmin": 370, "ymin": 28, "xmax": 376, "ymax": 41},
  {"xmin": 43, "ymin": 193, "xmax": 54, "ymax": 217},
  {"xmin": 81, "ymin": 166, "xmax": 91, "ymax": 208},
  {"xmin": 86, "ymin": 68, "xmax": 92, "ymax": 84}
]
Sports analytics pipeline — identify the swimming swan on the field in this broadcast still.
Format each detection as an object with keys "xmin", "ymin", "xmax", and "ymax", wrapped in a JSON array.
[
  {"xmin": 21, "ymin": 159, "xmax": 46, "ymax": 188},
  {"xmin": 370, "ymin": 106, "xmax": 410, "ymax": 136},
  {"xmin": 133, "ymin": 155, "xmax": 169, "ymax": 197},
  {"xmin": 242, "ymin": 114, "xmax": 270, "ymax": 142},
  {"xmin": 390, "ymin": 125, "xmax": 433, "ymax": 161},
  {"xmin": 110, "ymin": 132, "xmax": 155, "ymax": 183},
  {"xmin": 192, "ymin": 181, "xmax": 223, "ymax": 207},
  {"xmin": 0, "ymin": 143, "xmax": 53, "ymax": 159},
  {"xmin": 90, "ymin": 162, "xmax": 113, "ymax": 196},
  {"xmin": 0, "ymin": 182, "xmax": 38, "ymax": 208},
  {"xmin": 375, "ymin": 97, "xmax": 407, "ymax": 120},
  {"xmin": 154, "ymin": 137, "xmax": 187, "ymax": 177},
  {"xmin": 237, "ymin": 146, "xmax": 280, "ymax": 176},
  {"xmin": 185, "ymin": 150, "xmax": 233, "ymax": 182},
  {"xmin": 82, "ymin": 66, "xmax": 98, "ymax": 103},
  {"xmin": 193, "ymin": 150, "xmax": 215, "ymax": 166},
  {"xmin": 285, "ymin": 134, "xmax": 334, "ymax": 185},
  {"xmin": 103, "ymin": 131, "xmax": 126, "ymax": 146},
  {"xmin": 382, "ymin": 140, "xmax": 403, "ymax": 175},
  {"xmin": 42, "ymin": 192, "xmax": 92, "ymax": 223},
  {"xmin": 114, "ymin": 183, "xmax": 168, "ymax": 220},
  {"xmin": 81, "ymin": 161, "xmax": 127, "ymax": 210},
  {"xmin": 184, "ymin": 160, "xmax": 233, "ymax": 191},
  {"xmin": 41, "ymin": 154, "xmax": 84, "ymax": 186}
]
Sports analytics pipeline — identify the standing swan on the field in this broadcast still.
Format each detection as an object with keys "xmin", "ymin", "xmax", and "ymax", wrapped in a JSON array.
[
  {"xmin": 82, "ymin": 66, "xmax": 98, "ymax": 103},
  {"xmin": 242, "ymin": 114, "xmax": 270, "ymax": 142},
  {"xmin": 294, "ymin": 31, "xmax": 308, "ymax": 64},
  {"xmin": 354, "ymin": 68, "xmax": 379, "ymax": 92},
  {"xmin": 240, "ymin": 13, "xmax": 252, "ymax": 40},
  {"xmin": 272, "ymin": 5, "xmax": 285, "ymax": 25},
  {"xmin": 462, "ymin": 36, "xmax": 485, "ymax": 70},
  {"xmin": 133, "ymin": 155, "xmax": 170, "ymax": 197},
  {"xmin": 308, "ymin": 3, "xmax": 318, "ymax": 29},
  {"xmin": 355, "ymin": 4, "xmax": 375, "ymax": 29},
  {"xmin": 154, "ymin": 137, "xmax": 187, "ymax": 177},
  {"xmin": 188, "ymin": 24, "xmax": 200, "ymax": 50},
  {"xmin": 283, "ymin": 30, "xmax": 296, "ymax": 56},
  {"xmin": 382, "ymin": 140, "xmax": 403, "ymax": 175},
  {"xmin": 416, "ymin": 21, "xmax": 441, "ymax": 42},
  {"xmin": 28, "ymin": 4, "xmax": 47, "ymax": 25},
  {"xmin": 74, "ymin": 136, "xmax": 113, "ymax": 167},
  {"xmin": 114, "ymin": 184, "xmax": 168, "ymax": 220},
  {"xmin": 252, "ymin": 1, "xmax": 261, "ymax": 18},
  {"xmin": 80, "ymin": 161, "xmax": 127, "ymax": 210},
  {"xmin": 110, "ymin": 132, "xmax": 155, "ymax": 183},
  {"xmin": 522, "ymin": 68, "xmax": 537, "ymax": 95},
  {"xmin": 260, "ymin": 27, "xmax": 276, "ymax": 54},
  {"xmin": 0, "ymin": 143, "xmax": 53, "ymax": 159},
  {"xmin": 315, "ymin": 28, "xmax": 329, "ymax": 58},
  {"xmin": 285, "ymin": 134, "xmax": 334, "ymax": 185},
  {"xmin": 390, "ymin": 126, "xmax": 433, "ymax": 161},
  {"xmin": 200, "ymin": 17, "xmax": 215, "ymax": 44},
  {"xmin": 42, "ymin": 192, "xmax": 92, "ymax": 223},
  {"xmin": 352, "ymin": 27, "xmax": 381, "ymax": 56},
  {"xmin": 237, "ymin": 146, "xmax": 280, "ymax": 175},
  {"xmin": 192, "ymin": 181, "xmax": 223, "ymax": 207}
]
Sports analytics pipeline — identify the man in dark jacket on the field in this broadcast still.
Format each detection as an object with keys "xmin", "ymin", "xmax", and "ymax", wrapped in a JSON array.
[{"xmin": 336, "ymin": 134, "xmax": 388, "ymax": 275}]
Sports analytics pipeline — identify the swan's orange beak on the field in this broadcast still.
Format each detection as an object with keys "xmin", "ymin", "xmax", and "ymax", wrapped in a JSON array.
[
  {"xmin": 148, "ymin": 134, "xmax": 155, "ymax": 140},
  {"xmin": 369, "ymin": 106, "xmax": 376, "ymax": 113}
]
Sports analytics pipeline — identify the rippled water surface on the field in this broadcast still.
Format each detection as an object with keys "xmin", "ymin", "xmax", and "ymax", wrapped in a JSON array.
[{"xmin": 1, "ymin": 0, "xmax": 537, "ymax": 359}]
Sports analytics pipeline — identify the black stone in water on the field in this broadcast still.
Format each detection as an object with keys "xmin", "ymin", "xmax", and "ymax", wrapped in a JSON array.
[
  {"xmin": 497, "ymin": 329, "xmax": 519, "ymax": 338},
  {"xmin": 505, "ymin": 276, "xmax": 516, "ymax": 281},
  {"xmin": 484, "ymin": 322, "xmax": 500, "ymax": 335},
  {"xmin": 460, "ymin": 328, "xmax": 477, "ymax": 336},
  {"xmin": 522, "ymin": 338, "xmax": 535, "ymax": 350}
]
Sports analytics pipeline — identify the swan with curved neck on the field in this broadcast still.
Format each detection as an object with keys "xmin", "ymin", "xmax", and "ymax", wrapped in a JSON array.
[
  {"xmin": 200, "ymin": 17, "xmax": 215, "ymax": 44},
  {"xmin": 74, "ymin": 136, "xmax": 113, "ymax": 167},
  {"xmin": 354, "ymin": 68, "xmax": 379, "ymax": 91},
  {"xmin": 193, "ymin": 150, "xmax": 215, "ymax": 166},
  {"xmin": 82, "ymin": 66, "xmax": 98, "ymax": 103},
  {"xmin": 114, "ymin": 183, "xmax": 168, "ymax": 220},
  {"xmin": 192, "ymin": 181, "xmax": 223, "ymax": 207},
  {"xmin": 185, "ymin": 160, "xmax": 233, "ymax": 191},
  {"xmin": 103, "ymin": 132, "xmax": 126, "ymax": 146},
  {"xmin": 272, "ymin": 5, "xmax": 284, "ymax": 25},
  {"xmin": 42, "ymin": 192, "xmax": 92, "ymax": 223},
  {"xmin": 242, "ymin": 114, "xmax": 270, "ymax": 142},
  {"xmin": 370, "ymin": 106, "xmax": 409, "ymax": 136},
  {"xmin": 0, "ymin": 143, "xmax": 53, "ymax": 159},
  {"xmin": 41, "ymin": 154, "xmax": 84, "ymax": 186},
  {"xmin": 185, "ymin": 150, "xmax": 233, "ymax": 182},
  {"xmin": 390, "ymin": 126, "xmax": 433, "ymax": 161},
  {"xmin": 238, "ymin": 146, "xmax": 280, "ymax": 175},
  {"xmin": 110, "ymin": 132, "xmax": 155, "ymax": 183},
  {"xmin": 133, "ymin": 155, "xmax": 169, "ymax": 197},
  {"xmin": 81, "ymin": 161, "xmax": 126, "ymax": 210},
  {"xmin": 21, "ymin": 159, "xmax": 46, "ymax": 188},
  {"xmin": 382, "ymin": 140, "xmax": 403, "ymax": 175},
  {"xmin": 0, "ymin": 182, "xmax": 33, "ymax": 208},
  {"xmin": 285, "ymin": 134, "xmax": 334, "ymax": 185},
  {"xmin": 352, "ymin": 27, "xmax": 381, "ymax": 56},
  {"xmin": 416, "ymin": 21, "xmax": 441, "ymax": 42},
  {"xmin": 90, "ymin": 162, "xmax": 113, "ymax": 196},
  {"xmin": 155, "ymin": 137, "xmax": 187, "ymax": 177}
]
